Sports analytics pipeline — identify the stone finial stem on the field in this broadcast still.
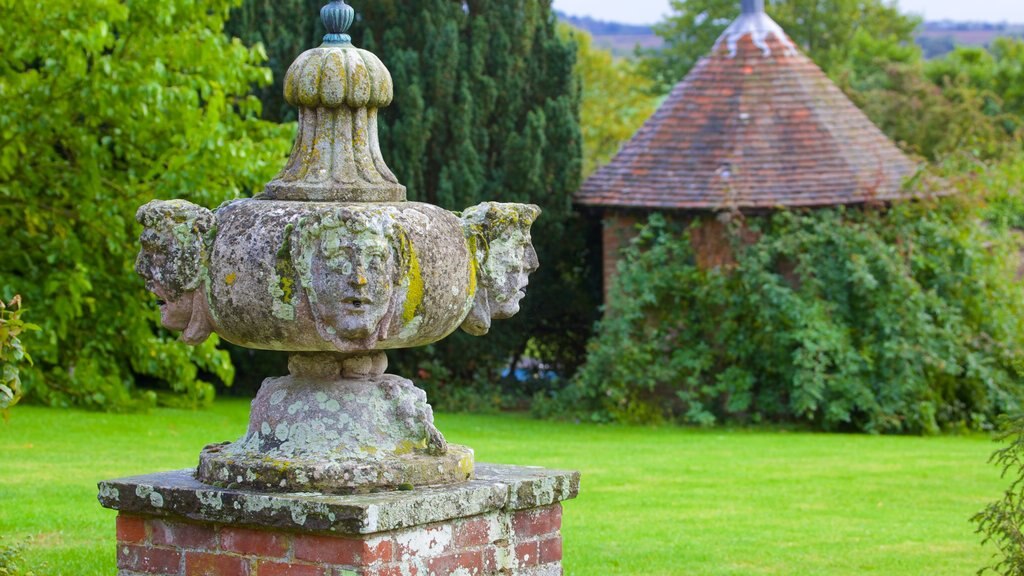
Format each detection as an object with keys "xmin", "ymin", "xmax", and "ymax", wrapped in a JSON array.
[
  {"xmin": 288, "ymin": 352, "xmax": 388, "ymax": 380},
  {"xmin": 741, "ymin": 0, "xmax": 766, "ymax": 14}
]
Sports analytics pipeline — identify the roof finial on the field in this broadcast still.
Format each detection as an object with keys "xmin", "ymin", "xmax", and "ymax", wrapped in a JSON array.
[
  {"xmin": 741, "ymin": 0, "xmax": 765, "ymax": 14},
  {"xmin": 321, "ymin": 0, "xmax": 355, "ymax": 45}
]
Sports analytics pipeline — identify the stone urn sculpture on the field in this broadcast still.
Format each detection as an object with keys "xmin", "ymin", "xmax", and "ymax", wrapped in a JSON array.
[{"xmin": 134, "ymin": 0, "xmax": 541, "ymax": 495}]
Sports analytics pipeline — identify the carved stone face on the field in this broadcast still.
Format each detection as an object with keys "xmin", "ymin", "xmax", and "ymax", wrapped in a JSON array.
[
  {"xmin": 311, "ymin": 226, "xmax": 395, "ymax": 342},
  {"xmin": 481, "ymin": 225, "xmax": 540, "ymax": 319},
  {"xmin": 296, "ymin": 210, "xmax": 403, "ymax": 351},
  {"xmin": 135, "ymin": 200, "xmax": 215, "ymax": 345},
  {"xmin": 459, "ymin": 202, "xmax": 541, "ymax": 336}
]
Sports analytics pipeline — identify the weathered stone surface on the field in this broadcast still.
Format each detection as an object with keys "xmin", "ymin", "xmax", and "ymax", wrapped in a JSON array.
[
  {"xmin": 208, "ymin": 201, "xmax": 475, "ymax": 353},
  {"xmin": 137, "ymin": 199, "xmax": 543, "ymax": 355},
  {"xmin": 135, "ymin": 200, "xmax": 216, "ymax": 345},
  {"xmin": 460, "ymin": 203, "xmax": 542, "ymax": 337},
  {"xmin": 98, "ymin": 464, "xmax": 580, "ymax": 536},
  {"xmin": 265, "ymin": 42, "xmax": 405, "ymax": 203},
  {"xmin": 196, "ymin": 352, "xmax": 474, "ymax": 494}
]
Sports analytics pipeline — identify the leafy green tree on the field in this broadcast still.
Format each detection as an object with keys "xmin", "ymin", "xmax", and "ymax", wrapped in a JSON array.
[
  {"xmin": 641, "ymin": 0, "xmax": 920, "ymax": 92},
  {"xmin": 926, "ymin": 38, "xmax": 1024, "ymax": 133},
  {"xmin": 229, "ymin": 0, "xmax": 596, "ymax": 402},
  {"xmin": 0, "ymin": 0, "xmax": 292, "ymax": 410},
  {"xmin": 564, "ymin": 192, "xmax": 1024, "ymax": 433},
  {"xmin": 0, "ymin": 296, "xmax": 39, "ymax": 418},
  {"xmin": 831, "ymin": 30, "xmax": 1021, "ymax": 161},
  {"xmin": 561, "ymin": 24, "xmax": 660, "ymax": 177}
]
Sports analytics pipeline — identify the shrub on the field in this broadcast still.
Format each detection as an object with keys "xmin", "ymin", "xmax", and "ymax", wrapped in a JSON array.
[
  {"xmin": 0, "ymin": 538, "xmax": 40, "ymax": 576},
  {"xmin": 565, "ymin": 192, "xmax": 1024, "ymax": 433},
  {"xmin": 0, "ymin": 296, "xmax": 38, "ymax": 418},
  {"xmin": 974, "ymin": 415, "xmax": 1024, "ymax": 575}
]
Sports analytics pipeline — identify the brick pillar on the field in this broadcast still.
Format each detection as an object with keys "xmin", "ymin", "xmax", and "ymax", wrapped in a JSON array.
[{"xmin": 101, "ymin": 464, "xmax": 578, "ymax": 576}]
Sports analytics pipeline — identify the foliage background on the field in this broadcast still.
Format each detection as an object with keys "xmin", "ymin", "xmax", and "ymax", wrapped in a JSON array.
[
  {"xmin": 555, "ymin": 4, "xmax": 1024, "ymax": 434},
  {"xmin": 0, "ymin": 297, "xmax": 38, "ymax": 417},
  {"xmin": 0, "ymin": 0, "xmax": 292, "ymax": 410}
]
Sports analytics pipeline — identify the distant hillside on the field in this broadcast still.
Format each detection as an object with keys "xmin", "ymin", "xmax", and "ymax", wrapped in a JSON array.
[
  {"xmin": 556, "ymin": 11, "xmax": 662, "ymax": 56},
  {"xmin": 918, "ymin": 21, "xmax": 1024, "ymax": 57},
  {"xmin": 557, "ymin": 11, "xmax": 1023, "ymax": 59}
]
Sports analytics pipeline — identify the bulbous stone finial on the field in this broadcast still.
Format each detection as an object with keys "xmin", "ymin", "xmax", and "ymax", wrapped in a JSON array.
[
  {"xmin": 262, "ymin": 0, "xmax": 407, "ymax": 202},
  {"xmin": 321, "ymin": 0, "xmax": 356, "ymax": 45}
]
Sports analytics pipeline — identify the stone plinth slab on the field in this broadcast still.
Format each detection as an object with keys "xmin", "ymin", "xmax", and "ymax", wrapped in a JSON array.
[
  {"xmin": 99, "ymin": 464, "xmax": 577, "ymax": 536},
  {"xmin": 100, "ymin": 464, "xmax": 578, "ymax": 576}
]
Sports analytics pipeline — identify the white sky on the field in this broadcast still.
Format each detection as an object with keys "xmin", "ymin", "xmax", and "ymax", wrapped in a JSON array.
[{"xmin": 552, "ymin": 0, "xmax": 1024, "ymax": 25}]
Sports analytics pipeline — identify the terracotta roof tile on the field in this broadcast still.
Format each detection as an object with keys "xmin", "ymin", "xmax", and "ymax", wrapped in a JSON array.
[{"xmin": 576, "ymin": 15, "xmax": 920, "ymax": 211}]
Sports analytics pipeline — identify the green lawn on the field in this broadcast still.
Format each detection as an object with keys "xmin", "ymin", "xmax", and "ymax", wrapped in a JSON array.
[{"xmin": 0, "ymin": 400, "xmax": 1007, "ymax": 575}]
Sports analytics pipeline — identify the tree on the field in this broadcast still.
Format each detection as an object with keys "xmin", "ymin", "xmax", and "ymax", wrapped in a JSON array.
[
  {"xmin": 641, "ymin": 0, "xmax": 920, "ymax": 92},
  {"xmin": 561, "ymin": 24, "xmax": 660, "ymax": 178},
  {"xmin": 926, "ymin": 38, "xmax": 1024, "ymax": 133},
  {"xmin": 228, "ymin": 0, "xmax": 596, "ymax": 403},
  {"xmin": 0, "ymin": 296, "xmax": 38, "ymax": 418},
  {"xmin": 0, "ymin": 0, "xmax": 292, "ymax": 410},
  {"xmin": 224, "ymin": 0, "xmax": 322, "ymax": 122},
  {"xmin": 831, "ymin": 31, "xmax": 1021, "ymax": 161}
]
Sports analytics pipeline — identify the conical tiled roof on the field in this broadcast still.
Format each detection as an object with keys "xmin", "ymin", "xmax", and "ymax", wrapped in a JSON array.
[{"xmin": 576, "ymin": 3, "xmax": 919, "ymax": 210}]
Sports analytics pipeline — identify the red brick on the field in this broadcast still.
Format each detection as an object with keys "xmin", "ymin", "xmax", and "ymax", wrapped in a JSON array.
[
  {"xmin": 424, "ymin": 550, "xmax": 484, "ymax": 575},
  {"xmin": 539, "ymin": 537, "xmax": 563, "ymax": 564},
  {"xmin": 456, "ymin": 550, "xmax": 484, "ymax": 573},
  {"xmin": 368, "ymin": 567, "xmax": 414, "ymax": 576},
  {"xmin": 454, "ymin": 517, "xmax": 490, "ymax": 548},
  {"xmin": 515, "ymin": 541, "xmax": 540, "ymax": 568},
  {"xmin": 483, "ymin": 547, "xmax": 498, "ymax": 572},
  {"xmin": 221, "ymin": 527, "xmax": 289, "ymax": 558},
  {"xmin": 512, "ymin": 505, "xmax": 562, "ymax": 539},
  {"xmin": 424, "ymin": 554, "xmax": 457, "ymax": 575},
  {"xmin": 151, "ymin": 519, "xmax": 218, "ymax": 549},
  {"xmin": 293, "ymin": 534, "xmax": 363, "ymax": 565},
  {"xmin": 256, "ymin": 560, "xmax": 327, "ymax": 576},
  {"xmin": 118, "ymin": 543, "xmax": 182, "ymax": 574},
  {"xmin": 185, "ymin": 551, "xmax": 251, "ymax": 575},
  {"xmin": 117, "ymin": 515, "xmax": 148, "ymax": 544},
  {"xmin": 365, "ymin": 538, "xmax": 393, "ymax": 564},
  {"xmin": 392, "ymin": 526, "xmax": 451, "ymax": 559}
]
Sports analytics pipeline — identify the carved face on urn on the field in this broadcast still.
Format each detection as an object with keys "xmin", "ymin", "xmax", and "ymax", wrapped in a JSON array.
[
  {"xmin": 460, "ymin": 203, "xmax": 541, "ymax": 336},
  {"xmin": 135, "ymin": 200, "xmax": 216, "ymax": 345},
  {"xmin": 296, "ymin": 209, "xmax": 404, "ymax": 351}
]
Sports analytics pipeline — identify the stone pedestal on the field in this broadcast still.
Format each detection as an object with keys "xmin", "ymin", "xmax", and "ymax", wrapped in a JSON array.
[{"xmin": 99, "ymin": 464, "xmax": 579, "ymax": 576}]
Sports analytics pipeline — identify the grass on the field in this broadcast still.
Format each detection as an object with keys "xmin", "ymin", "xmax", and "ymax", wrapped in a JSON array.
[{"xmin": 0, "ymin": 400, "xmax": 1007, "ymax": 575}]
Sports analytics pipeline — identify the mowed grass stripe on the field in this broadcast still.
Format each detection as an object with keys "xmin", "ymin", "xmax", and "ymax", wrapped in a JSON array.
[{"xmin": 0, "ymin": 401, "xmax": 1004, "ymax": 575}]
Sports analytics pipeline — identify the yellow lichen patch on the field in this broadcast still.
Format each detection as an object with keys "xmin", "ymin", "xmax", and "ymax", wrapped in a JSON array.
[
  {"xmin": 394, "ymin": 438, "xmax": 428, "ymax": 456},
  {"xmin": 467, "ymin": 236, "xmax": 479, "ymax": 297},
  {"xmin": 279, "ymin": 277, "xmax": 294, "ymax": 302},
  {"xmin": 401, "ymin": 234, "xmax": 425, "ymax": 324},
  {"xmin": 225, "ymin": 273, "xmax": 237, "ymax": 286},
  {"xmin": 361, "ymin": 445, "xmax": 378, "ymax": 456},
  {"xmin": 458, "ymin": 454, "xmax": 474, "ymax": 477}
]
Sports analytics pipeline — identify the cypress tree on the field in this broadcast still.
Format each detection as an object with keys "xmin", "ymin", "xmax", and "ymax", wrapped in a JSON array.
[{"xmin": 227, "ymin": 0, "xmax": 598, "ymax": 399}]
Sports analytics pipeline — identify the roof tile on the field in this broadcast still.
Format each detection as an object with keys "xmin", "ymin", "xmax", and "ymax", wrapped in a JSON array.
[{"xmin": 576, "ymin": 18, "xmax": 919, "ymax": 210}]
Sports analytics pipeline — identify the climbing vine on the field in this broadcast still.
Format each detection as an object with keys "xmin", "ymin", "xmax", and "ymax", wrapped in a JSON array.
[{"xmin": 561, "ymin": 195, "xmax": 1024, "ymax": 434}]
